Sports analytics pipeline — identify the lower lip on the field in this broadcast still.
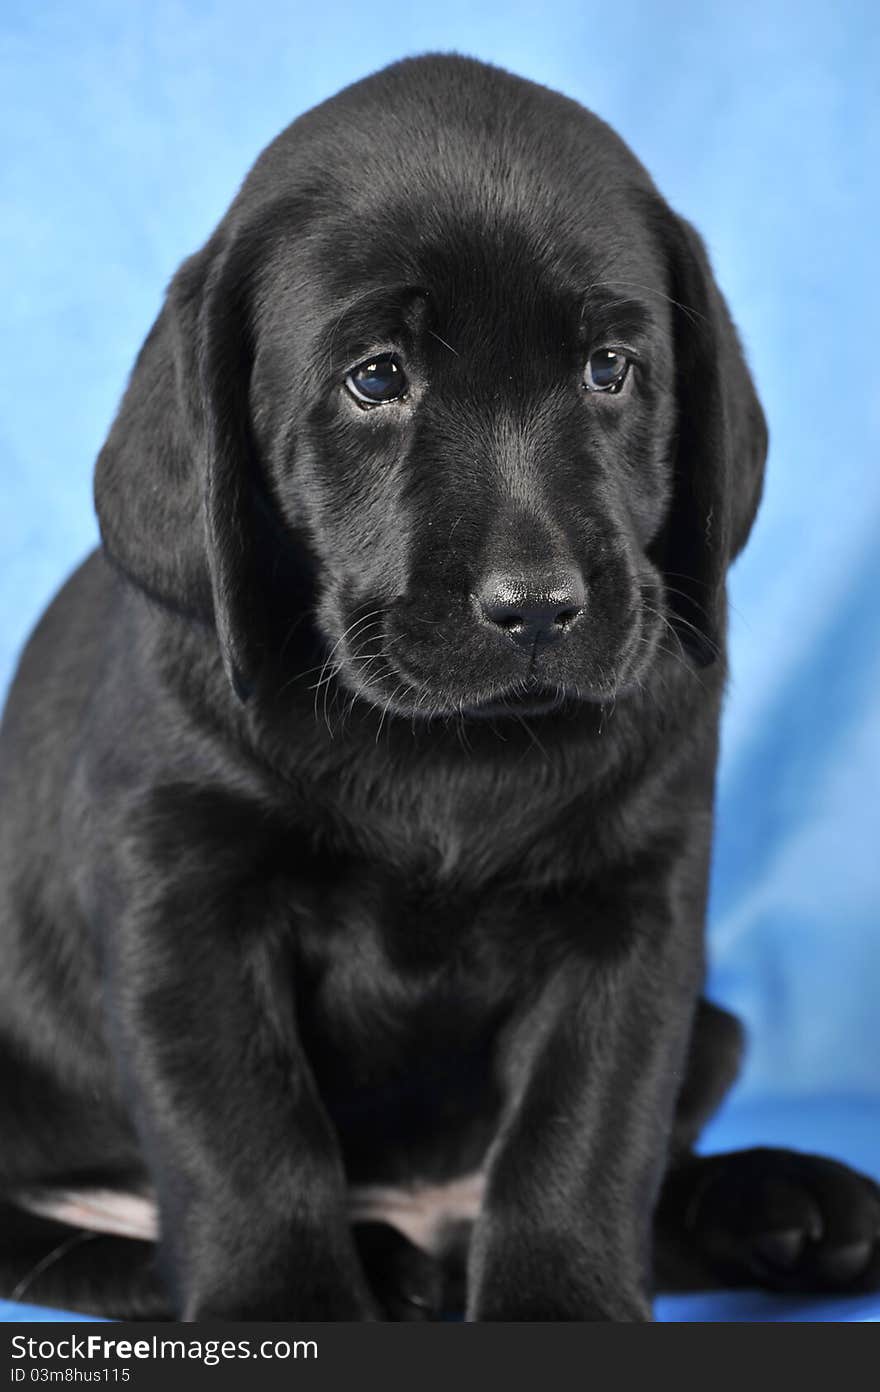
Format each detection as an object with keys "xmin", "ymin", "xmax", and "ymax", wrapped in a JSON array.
[{"xmin": 460, "ymin": 688, "xmax": 573, "ymax": 719}]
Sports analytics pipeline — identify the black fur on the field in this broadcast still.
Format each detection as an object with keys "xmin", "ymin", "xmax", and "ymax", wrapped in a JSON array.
[{"xmin": 1, "ymin": 55, "xmax": 878, "ymax": 1321}]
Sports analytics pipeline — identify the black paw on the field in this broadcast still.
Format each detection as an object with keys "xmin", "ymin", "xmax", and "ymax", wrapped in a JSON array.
[
  {"xmin": 353, "ymin": 1223, "xmax": 446, "ymax": 1321},
  {"xmin": 679, "ymin": 1148, "xmax": 880, "ymax": 1293}
]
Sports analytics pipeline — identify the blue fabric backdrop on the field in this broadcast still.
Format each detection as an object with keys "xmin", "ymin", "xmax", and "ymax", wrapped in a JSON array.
[{"xmin": 1, "ymin": 0, "xmax": 878, "ymax": 1109}]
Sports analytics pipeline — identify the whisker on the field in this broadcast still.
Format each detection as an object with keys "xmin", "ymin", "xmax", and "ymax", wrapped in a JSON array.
[
  {"xmin": 510, "ymin": 710, "xmax": 549, "ymax": 762},
  {"xmin": 11, "ymin": 1228, "xmax": 99, "ymax": 1304},
  {"xmin": 427, "ymin": 328, "xmax": 459, "ymax": 357},
  {"xmin": 660, "ymin": 584, "xmax": 716, "ymax": 622},
  {"xmin": 643, "ymin": 600, "xmax": 720, "ymax": 661},
  {"xmin": 584, "ymin": 279, "xmax": 708, "ymax": 329},
  {"xmin": 375, "ymin": 684, "xmax": 408, "ymax": 743},
  {"xmin": 310, "ymin": 608, "xmax": 386, "ymax": 736}
]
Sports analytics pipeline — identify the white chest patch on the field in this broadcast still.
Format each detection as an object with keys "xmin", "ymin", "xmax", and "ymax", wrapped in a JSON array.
[{"xmin": 13, "ymin": 1172, "xmax": 485, "ymax": 1257}]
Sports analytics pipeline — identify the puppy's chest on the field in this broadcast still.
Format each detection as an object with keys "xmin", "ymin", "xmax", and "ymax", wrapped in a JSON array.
[
  {"xmin": 292, "ymin": 846, "xmax": 589, "ymax": 1100},
  {"xmin": 327, "ymin": 753, "xmax": 611, "ymax": 887},
  {"xmin": 292, "ymin": 768, "xmax": 617, "ymax": 1051},
  {"xmin": 293, "ymin": 873, "xmax": 520, "ymax": 1180},
  {"xmin": 297, "ymin": 868, "xmax": 525, "ymax": 1035},
  {"xmin": 287, "ymin": 764, "xmax": 618, "ymax": 1158}
]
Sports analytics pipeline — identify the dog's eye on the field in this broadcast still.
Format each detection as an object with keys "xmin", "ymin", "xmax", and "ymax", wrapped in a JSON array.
[
  {"xmin": 584, "ymin": 349, "xmax": 630, "ymax": 393},
  {"xmin": 345, "ymin": 353, "xmax": 408, "ymax": 405}
]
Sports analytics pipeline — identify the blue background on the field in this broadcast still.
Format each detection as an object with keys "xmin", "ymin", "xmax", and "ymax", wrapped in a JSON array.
[{"xmin": 1, "ymin": 0, "xmax": 877, "ymax": 1117}]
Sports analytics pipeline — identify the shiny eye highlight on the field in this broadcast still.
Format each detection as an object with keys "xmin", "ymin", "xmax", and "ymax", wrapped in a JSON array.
[
  {"xmin": 583, "ymin": 348, "xmax": 631, "ymax": 393},
  {"xmin": 345, "ymin": 353, "xmax": 408, "ymax": 405}
]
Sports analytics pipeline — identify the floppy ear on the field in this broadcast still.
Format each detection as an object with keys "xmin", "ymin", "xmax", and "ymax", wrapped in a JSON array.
[
  {"xmin": 94, "ymin": 230, "xmax": 263, "ymax": 700},
  {"xmin": 653, "ymin": 207, "xmax": 768, "ymax": 665}
]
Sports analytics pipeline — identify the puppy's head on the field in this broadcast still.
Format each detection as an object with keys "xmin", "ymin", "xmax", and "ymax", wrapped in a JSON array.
[{"xmin": 95, "ymin": 56, "xmax": 766, "ymax": 719}]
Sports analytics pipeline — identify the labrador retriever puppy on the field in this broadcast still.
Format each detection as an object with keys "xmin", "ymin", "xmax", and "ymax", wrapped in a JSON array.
[{"xmin": 1, "ymin": 54, "xmax": 878, "ymax": 1322}]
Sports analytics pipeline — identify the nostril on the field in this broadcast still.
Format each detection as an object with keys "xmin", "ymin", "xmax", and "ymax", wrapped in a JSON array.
[
  {"xmin": 554, "ymin": 606, "xmax": 581, "ymax": 629},
  {"xmin": 482, "ymin": 602, "xmax": 527, "ymax": 632}
]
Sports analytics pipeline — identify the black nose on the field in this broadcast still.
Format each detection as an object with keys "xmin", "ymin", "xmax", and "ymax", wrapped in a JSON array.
[{"xmin": 477, "ymin": 570, "xmax": 586, "ymax": 648}]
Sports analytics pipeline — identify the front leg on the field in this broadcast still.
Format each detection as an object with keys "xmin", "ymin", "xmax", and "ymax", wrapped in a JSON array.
[
  {"xmin": 468, "ymin": 890, "xmax": 702, "ymax": 1322},
  {"xmin": 101, "ymin": 839, "xmax": 373, "ymax": 1320}
]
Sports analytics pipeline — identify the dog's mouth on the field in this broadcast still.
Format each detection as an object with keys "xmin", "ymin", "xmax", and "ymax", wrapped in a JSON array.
[
  {"xmin": 317, "ymin": 593, "xmax": 651, "ymax": 726},
  {"xmin": 328, "ymin": 640, "xmax": 594, "ymax": 722},
  {"xmin": 456, "ymin": 681, "xmax": 580, "ymax": 720}
]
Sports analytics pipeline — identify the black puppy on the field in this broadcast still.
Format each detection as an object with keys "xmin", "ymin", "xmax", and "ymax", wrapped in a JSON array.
[{"xmin": 1, "ymin": 55, "xmax": 878, "ymax": 1322}]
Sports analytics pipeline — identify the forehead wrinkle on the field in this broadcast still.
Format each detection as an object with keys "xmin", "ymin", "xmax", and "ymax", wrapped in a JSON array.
[
  {"xmin": 324, "ymin": 184, "xmax": 580, "ymax": 322},
  {"xmin": 307, "ymin": 200, "xmax": 664, "ymax": 378},
  {"xmin": 316, "ymin": 284, "xmax": 424, "ymax": 376},
  {"xmin": 428, "ymin": 256, "xmax": 579, "ymax": 374},
  {"xmin": 580, "ymin": 296, "xmax": 656, "ymax": 347}
]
